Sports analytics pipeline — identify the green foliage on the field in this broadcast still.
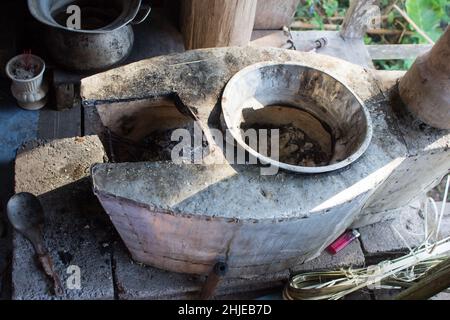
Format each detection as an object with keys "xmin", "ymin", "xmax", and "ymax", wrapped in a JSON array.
[
  {"xmin": 323, "ymin": 0, "xmax": 339, "ymax": 17},
  {"xmin": 295, "ymin": 0, "xmax": 346, "ymax": 28},
  {"xmin": 405, "ymin": 0, "xmax": 449, "ymax": 42},
  {"xmin": 387, "ymin": 11, "xmax": 396, "ymax": 25},
  {"xmin": 364, "ymin": 35, "xmax": 374, "ymax": 45},
  {"xmin": 374, "ymin": 59, "xmax": 414, "ymax": 70},
  {"xmin": 294, "ymin": 0, "xmax": 449, "ymax": 70}
]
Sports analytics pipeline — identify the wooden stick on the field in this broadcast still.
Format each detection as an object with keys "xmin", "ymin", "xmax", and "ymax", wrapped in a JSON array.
[
  {"xmin": 291, "ymin": 21, "xmax": 414, "ymax": 36},
  {"xmin": 367, "ymin": 44, "xmax": 432, "ymax": 60},
  {"xmin": 393, "ymin": 4, "xmax": 435, "ymax": 44},
  {"xmin": 382, "ymin": 0, "xmax": 399, "ymax": 15},
  {"xmin": 291, "ymin": 21, "xmax": 339, "ymax": 30},
  {"xmin": 327, "ymin": 15, "xmax": 388, "ymax": 23},
  {"xmin": 394, "ymin": 257, "xmax": 450, "ymax": 300}
]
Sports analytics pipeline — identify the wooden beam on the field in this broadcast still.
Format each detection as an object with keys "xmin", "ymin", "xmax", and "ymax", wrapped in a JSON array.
[
  {"xmin": 367, "ymin": 44, "xmax": 432, "ymax": 60},
  {"xmin": 291, "ymin": 21, "xmax": 414, "ymax": 36},
  {"xmin": 180, "ymin": 0, "xmax": 258, "ymax": 50},
  {"xmin": 340, "ymin": 0, "xmax": 379, "ymax": 39}
]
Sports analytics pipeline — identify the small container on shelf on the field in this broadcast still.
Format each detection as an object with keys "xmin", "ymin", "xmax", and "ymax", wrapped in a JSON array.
[{"xmin": 5, "ymin": 53, "xmax": 48, "ymax": 110}]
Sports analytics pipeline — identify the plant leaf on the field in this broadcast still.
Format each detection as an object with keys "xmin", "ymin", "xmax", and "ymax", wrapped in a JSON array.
[{"xmin": 405, "ymin": 0, "xmax": 447, "ymax": 42}]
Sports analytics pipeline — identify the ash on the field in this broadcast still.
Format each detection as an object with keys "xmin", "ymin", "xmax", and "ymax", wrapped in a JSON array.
[
  {"xmin": 109, "ymin": 123, "xmax": 209, "ymax": 163},
  {"xmin": 10, "ymin": 61, "xmax": 40, "ymax": 80},
  {"xmin": 242, "ymin": 123, "xmax": 332, "ymax": 167}
]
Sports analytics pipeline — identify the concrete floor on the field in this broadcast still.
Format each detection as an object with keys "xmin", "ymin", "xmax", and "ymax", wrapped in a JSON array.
[
  {"xmin": 0, "ymin": 79, "xmax": 39, "ymax": 202},
  {"xmin": 0, "ymin": 3, "xmax": 187, "ymax": 298},
  {"xmin": 0, "ymin": 78, "xmax": 39, "ymax": 298}
]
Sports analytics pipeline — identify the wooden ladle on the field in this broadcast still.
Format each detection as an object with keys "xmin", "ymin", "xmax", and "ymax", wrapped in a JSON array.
[{"xmin": 7, "ymin": 192, "xmax": 64, "ymax": 296}]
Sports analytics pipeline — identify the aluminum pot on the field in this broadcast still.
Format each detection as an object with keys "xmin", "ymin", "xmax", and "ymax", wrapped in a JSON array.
[
  {"xmin": 44, "ymin": 24, "xmax": 135, "ymax": 72},
  {"xmin": 27, "ymin": 0, "xmax": 151, "ymax": 71}
]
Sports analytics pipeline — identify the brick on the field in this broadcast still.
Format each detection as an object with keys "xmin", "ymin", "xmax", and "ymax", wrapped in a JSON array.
[{"xmin": 12, "ymin": 136, "xmax": 114, "ymax": 300}]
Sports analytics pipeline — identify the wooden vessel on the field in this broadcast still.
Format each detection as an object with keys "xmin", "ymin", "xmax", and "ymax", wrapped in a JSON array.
[{"xmin": 399, "ymin": 27, "xmax": 450, "ymax": 129}]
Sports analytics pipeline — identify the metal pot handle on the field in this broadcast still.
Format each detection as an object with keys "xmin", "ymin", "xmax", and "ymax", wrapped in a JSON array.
[{"xmin": 131, "ymin": 3, "xmax": 152, "ymax": 25}]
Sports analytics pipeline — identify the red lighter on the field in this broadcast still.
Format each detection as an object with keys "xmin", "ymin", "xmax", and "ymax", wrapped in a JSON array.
[{"xmin": 327, "ymin": 230, "xmax": 360, "ymax": 255}]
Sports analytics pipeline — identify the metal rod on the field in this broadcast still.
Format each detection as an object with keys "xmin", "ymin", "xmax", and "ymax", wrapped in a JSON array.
[{"xmin": 200, "ymin": 261, "xmax": 228, "ymax": 300}]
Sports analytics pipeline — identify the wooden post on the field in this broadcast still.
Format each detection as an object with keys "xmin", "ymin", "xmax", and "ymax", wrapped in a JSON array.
[
  {"xmin": 254, "ymin": 0, "xmax": 300, "ymax": 30},
  {"xmin": 398, "ymin": 27, "xmax": 450, "ymax": 129},
  {"xmin": 180, "ymin": 0, "xmax": 258, "ymax": 50},
  {"xmin": 340, "ymin": 0, "xmax": 379, "ymax": 39}
]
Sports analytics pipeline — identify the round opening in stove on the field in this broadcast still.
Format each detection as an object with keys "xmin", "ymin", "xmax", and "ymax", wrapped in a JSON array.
[
  {"xmin": 221, "ymin": 62, "xmax": 373, "ymax": 174},
  {"xmin": 51, "ymin": 0, "xmax": 123, "ymax": 30}
]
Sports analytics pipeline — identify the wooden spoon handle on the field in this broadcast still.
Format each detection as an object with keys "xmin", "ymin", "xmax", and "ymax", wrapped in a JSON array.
[{"xmin": 38, "ymin": 253, "xmax": 65, "ymax": 296}]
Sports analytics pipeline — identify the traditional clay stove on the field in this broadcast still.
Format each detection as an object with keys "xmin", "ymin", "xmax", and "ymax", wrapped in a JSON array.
[{"xmin": 80, "ymin": 47, "xmax": 450, "ymax": 278}]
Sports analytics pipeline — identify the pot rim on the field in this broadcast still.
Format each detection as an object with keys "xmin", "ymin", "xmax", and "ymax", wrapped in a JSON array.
[
  {"xmin": 221, "ymin": 61, "xmax": 374, "ymax": 174},
  {"xmin": 27, "ymin": 0, "xmax": 142, "ymax": 34},
  {"xmin": 6, "ymin": 54, "xmax": 46, "ymax": 83}
]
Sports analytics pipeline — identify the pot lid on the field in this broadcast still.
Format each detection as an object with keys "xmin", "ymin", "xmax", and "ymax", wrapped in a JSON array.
[{"xmin": 27, "ymin": 0, "xmax": 142, "ymax": 33}]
